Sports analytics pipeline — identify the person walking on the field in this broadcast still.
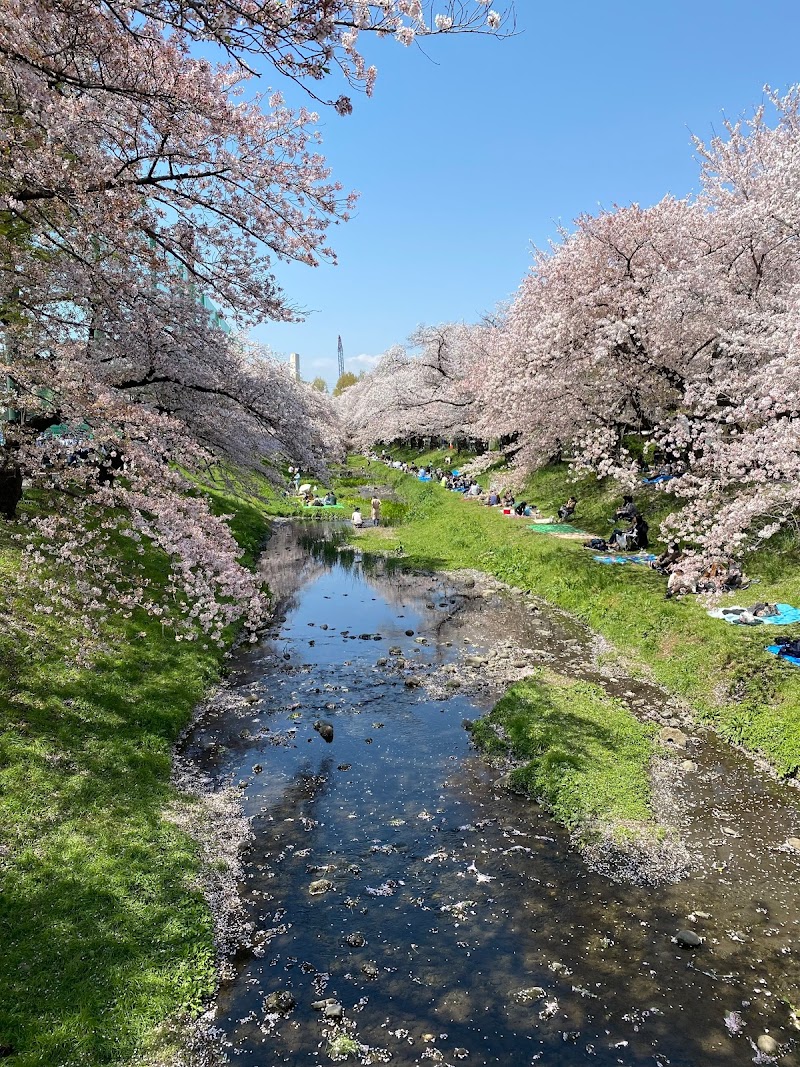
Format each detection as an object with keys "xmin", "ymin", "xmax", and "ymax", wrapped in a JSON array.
[{"xmin": 370, "ymin": 496, "xmax": 381, "ymax": 526}]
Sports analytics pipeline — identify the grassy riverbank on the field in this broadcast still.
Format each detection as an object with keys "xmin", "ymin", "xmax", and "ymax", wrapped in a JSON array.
[
  {"xmin": 0, "ymin": 473, "xmax": 291, "ymax": 1066},
  {"xmin": 470, "ymin": 672, "xmax": 656, "ymax": 830},
  {"xmin": 342, "ymin": 455, "xmax": 800, "ymax": 778}
]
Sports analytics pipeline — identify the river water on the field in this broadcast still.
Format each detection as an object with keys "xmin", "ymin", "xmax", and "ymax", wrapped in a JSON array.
[{"xmin": 182, "ymin": 522, "xmax": 800, "ymax": 1066}]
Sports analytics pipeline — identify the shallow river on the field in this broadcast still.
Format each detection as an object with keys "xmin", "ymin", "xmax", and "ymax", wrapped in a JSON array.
[{"xmin": 182, "ymin": 521, "xmax": 800, "ymax": 1066}]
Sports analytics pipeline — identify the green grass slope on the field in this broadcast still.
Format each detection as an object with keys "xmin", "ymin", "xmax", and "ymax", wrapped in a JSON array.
[
  {"xmin": 470, "ymin": 672, "xmax": 656, "ymax": 832},
  {"xmin": 341, "ymin": 455, "xmax": 800, "ymax": 776},
  {"xmin": 0, "ymin": 474, "xmax": 289, "ymax": 1066}
]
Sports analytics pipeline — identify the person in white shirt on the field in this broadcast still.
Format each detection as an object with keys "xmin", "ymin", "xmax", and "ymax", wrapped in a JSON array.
[{"xmin": 352, "ymin": 508, "xmax": 364, "ymax": 528}]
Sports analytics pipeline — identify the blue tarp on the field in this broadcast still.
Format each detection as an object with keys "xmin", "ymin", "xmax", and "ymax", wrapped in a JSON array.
[
  {"xmin": 767, "ymin": 644, "xmax": 800, "ymax": 666},
  {"xmin": 709, "ymin": 603, "xmax": 800, "ymax": 626}
]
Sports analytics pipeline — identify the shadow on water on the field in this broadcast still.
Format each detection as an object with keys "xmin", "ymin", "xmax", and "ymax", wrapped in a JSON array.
[{"xmin": 181, "ymin": 521, "xmax": 800, "ymax": 1066}]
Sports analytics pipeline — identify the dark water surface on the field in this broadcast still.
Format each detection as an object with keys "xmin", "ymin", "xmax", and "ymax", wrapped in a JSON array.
[{"xmin": 182, "ymin": 522, "xmax": 800, "ymax": 1066}]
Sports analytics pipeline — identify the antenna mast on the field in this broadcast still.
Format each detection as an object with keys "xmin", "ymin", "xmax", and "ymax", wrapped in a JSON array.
[{"xmin": 337, "ymin": 335, "xmax": 345, "ymax": 379}]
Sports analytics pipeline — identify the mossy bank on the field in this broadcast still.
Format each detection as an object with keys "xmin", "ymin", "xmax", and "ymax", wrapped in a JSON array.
[{"xmin": 0, "ymin": 471, "xmax": 297, "ymax": 1066}]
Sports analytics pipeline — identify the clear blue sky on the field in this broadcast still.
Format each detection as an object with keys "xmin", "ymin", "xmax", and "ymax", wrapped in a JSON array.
[{"xmin": 247, "ymin": 0, "xmax": 800, "ymax": 386}]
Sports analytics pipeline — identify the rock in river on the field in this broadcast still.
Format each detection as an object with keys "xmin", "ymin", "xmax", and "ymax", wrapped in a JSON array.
[
  {"xmin": 309, "ymin": 879, "xmax": 333, "ymax": 895},
  {"xmin": 314, "ymin": 720, "xmax": 334, "ymax": 743},
  {"xmin": 658, "ymin": 726, "xmax": 688, "ymax": 748},
  {"xmin": 263, "ymin": 990, "xmax": 296, "ymax": 1014},
  {"xmin": 675, "ymin": 929, "xmax": 702, "ymax": 948},
  {"xmin": 757, "ymin": 1035, "xmax": 780, "ymax": 1056}
]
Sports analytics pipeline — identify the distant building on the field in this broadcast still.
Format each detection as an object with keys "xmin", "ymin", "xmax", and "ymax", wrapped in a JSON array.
[{"xmin": 289, "ymin": 352, "xmax": 300, "ymax": 381}]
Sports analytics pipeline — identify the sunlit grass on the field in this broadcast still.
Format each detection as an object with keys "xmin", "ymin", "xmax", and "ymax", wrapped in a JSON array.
[
  {"xmin": 341, "ymin": 455, "xmax": 800, "ymax": 775},
  {"xmin": 471, "ymin": 672, "xmax": 656, "ymax": 829},
  {"xmin": 0, "ymin": 473, "xmax": 283, "ymax": 1065}
]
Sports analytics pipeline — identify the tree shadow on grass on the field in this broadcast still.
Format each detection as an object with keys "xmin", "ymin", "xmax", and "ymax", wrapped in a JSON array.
[{"xmin": 0, "ymin": 625, "xmax": 219, "ymax": 1063}]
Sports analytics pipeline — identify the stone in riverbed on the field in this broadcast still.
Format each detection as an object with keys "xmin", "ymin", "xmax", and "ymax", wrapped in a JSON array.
[
  {"xmin": 658, "ymin": 726, "xmax": 688, "ymax": 748},
  {"xmin": 757, "ymin": 1035, "xmax": 780, "ymax": 1056},
  {"xmin": 324, "ymin": 1002, "xmax": 344, "ymax": 1020},
  {"xmin": 674, "ymin": 929, "xmax": 702, "ymax": 948},
  {"xmin": 786, "ymin": 837, "xmax": 800, "ymax": 851},
  {"xmin": 405, "ymin": 629, "xmax": 415, "ymax": 636},
  {"xmin": 263, "ymin": 990, "xmax": 296, "ymax": 1014},
  {"xmin": 314, "ymin": 720, "xmax": 334, "ymax": 743},
  {"xmin": 344, "ymin": 932, "xmax": 366, "ymax": 947},
  {"xmin": 361, "ymin": 962, "xmax": 380, "ymax": 979},
  {"xmin": 309, "ymin": 879, "xmax": 333, "ymax": 895}
]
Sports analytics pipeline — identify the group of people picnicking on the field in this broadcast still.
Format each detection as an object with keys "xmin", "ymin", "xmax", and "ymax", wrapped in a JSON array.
[
  {"xmin": 369, "ymin": 450, "xmax": 751, "ymax": 602},
  {"xmin": 288, "ymin": 467, "xmax": 338, "ymax": 507}
]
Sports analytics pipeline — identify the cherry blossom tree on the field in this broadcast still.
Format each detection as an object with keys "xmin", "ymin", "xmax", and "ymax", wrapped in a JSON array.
[
  {"xmin": 0, "ymin": 0, "xmax": 509, "ymax": 640},
  {"xmin": 338, "ymin": 322, "xmax": 481, "ymax": 449},
  {"xmin": 472, "ymin": 88, "xmax": 800, "ymax": 565}
]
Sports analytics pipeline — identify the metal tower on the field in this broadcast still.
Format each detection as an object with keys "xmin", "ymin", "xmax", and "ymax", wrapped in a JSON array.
[{"xmin": 337, "ymin": 335, "xmax": 345, "ymax": 379}]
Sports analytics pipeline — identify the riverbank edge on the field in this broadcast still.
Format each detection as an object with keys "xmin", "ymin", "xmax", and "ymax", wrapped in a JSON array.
[
  {"xmin": 0, "ymin": 478, "xmax": 296, "ymax": 1067},
  {"xmin": 336, "ymin": 456, "xmax": 800, "ymax": 782}
]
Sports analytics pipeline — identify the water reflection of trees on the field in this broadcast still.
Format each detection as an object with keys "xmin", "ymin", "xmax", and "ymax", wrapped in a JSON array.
[{"xmin": 257, "ymin": 523, "xmax": 329, "ymax": 606}]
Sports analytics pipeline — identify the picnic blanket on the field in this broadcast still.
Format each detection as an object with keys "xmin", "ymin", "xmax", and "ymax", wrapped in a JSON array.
[
  {"xmin": 304, "ymin": 503, "xmax": 345, "ymax": 511},
  {"xmin": 527, "ymin": 523, "xmax": 586, "ymax": 535},
  {"xmin": 418, "ymin": 473, "xmax": 432, "ymax": 481},
  {"xmin": 767, "ymin": 644, "xmax": 800, "ymax": 666},
  {"xmin": 642, "ymin": 475, "xmax": 675, "ymax": 485},
  {"xmin": 708, "ymin": 603, "xmax": 800, "ymax": 626},
  {"xmin": 593, "ymin": 553, "xmax": 658, "ymax": 565}
]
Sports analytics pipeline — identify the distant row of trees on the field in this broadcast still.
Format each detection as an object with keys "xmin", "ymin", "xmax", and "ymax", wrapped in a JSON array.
[{"xmin": 339, "ymin": 88, "xmax": 800, "ymax": 566}]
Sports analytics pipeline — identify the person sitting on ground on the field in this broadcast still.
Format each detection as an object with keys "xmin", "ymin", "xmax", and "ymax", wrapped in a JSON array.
[
  {"xmin": 487, "ymin": 489, "xmax": 500, "ymax": 506},
  {"xmin": 722, "ymin": 562, "xmax": 748, "ymax": 592},
  {"xmin": 352, "ymin": 507, "xmax": 364, "ymax": 528},
  {"xmin": 613, "ymin": 494, "xmax": 638, "ymax": 522},
  {"xmin": 558, "ymin": 496, "xmax": 578, "ymax": 523},
  {"xmin": 323, "ymin": 491, "xmax": 337, "ymax": 506},
  {"xmin": 513, "ymin": 500, "xmax": 529, "ymax": 516},
  {"xmin": 651, "ymin": 542, "xmax": 683, "ymax": 574},
  {"xmin": 310, "ymin": 496, "xmax": 325, "ymax": 506},
  {"xmin": 665, "ymin": 566, "xmax": 696, "ymax": 599},
  {"xmin": 502, "ymin": 490, "xmax": 515, "ymax": 508},
  {"xmin": 627, "ymin": 514, "xmax": 649, "ymax": 550},
  {"xmin": 467, "ymin": 482, "xmax": 482, "ymax": 497}
]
